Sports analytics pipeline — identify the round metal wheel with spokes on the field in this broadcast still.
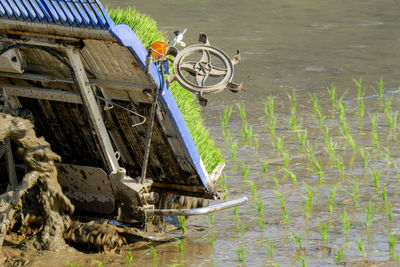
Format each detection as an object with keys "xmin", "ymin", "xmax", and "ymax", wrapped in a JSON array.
[{"xmin": 173, "ymin": 44, "xmax": 234, "ymax": 94}]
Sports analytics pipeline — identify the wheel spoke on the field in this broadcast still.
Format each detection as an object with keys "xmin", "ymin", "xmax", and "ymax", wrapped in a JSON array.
[
  {"xmin": 196, "ymin": 73, "xmax": 208, "ymax": 87},
  {"xmin": 209, "ymin": 66, "xmax": 227, "ymax": 77},
  {"xmin": 200, "ymin": 50, "xmax": 211, "ymax": 64},
  {"xmin": 179, "ymin": 61, "xmax": 197, "ymax": 76}
]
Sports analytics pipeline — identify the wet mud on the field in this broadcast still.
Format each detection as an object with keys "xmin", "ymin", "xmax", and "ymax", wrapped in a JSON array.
[{"xmin": 0, "ymin": 113, "xmax": 74, "ymax": 265}]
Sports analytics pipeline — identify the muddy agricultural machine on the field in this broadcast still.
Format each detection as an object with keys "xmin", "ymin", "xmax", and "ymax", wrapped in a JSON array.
[{"xmin": 0, "ymin": 0, "xmax": 246, "ymax": 250}]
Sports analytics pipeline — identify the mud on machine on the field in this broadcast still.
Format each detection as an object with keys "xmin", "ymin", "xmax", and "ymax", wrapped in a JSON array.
[{"xmin": 0, "ymin": 0, "xmax": 247, "ymax": 250}]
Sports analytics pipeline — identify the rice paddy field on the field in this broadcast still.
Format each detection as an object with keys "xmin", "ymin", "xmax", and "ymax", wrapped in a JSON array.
[{"xmin": 31, "ymin": 0, "xmax": 400, "ymax": 266}]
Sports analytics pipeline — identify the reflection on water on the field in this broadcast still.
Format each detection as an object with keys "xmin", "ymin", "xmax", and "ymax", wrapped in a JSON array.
[{"xmin": 100, "ymin": 0, "xmax": 400, "ymax": 266}]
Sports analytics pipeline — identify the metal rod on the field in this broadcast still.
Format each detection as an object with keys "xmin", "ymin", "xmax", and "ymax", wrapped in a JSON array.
[
  {"xmin": 140, "ymin": 60, "xmax": 164, "ymax": 184},
  {"xmin": 66, "ymin": 48, "xmax": 120, "ymax": 172},
  {"xmin": 145, "ymin": 197, "xmax": 248, "ymax": 217}
]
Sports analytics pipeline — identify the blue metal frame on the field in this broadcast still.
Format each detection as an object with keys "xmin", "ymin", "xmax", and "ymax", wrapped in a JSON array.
[
  {"xmin": 109, "ymin": 24, "xmax": 210, "ymax": 188},
  {"xmin": 0, "ymin": 0, "xmax": 210, "ymax": 188}
]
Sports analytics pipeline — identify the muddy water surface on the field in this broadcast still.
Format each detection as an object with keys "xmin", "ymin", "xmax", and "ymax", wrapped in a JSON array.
[{"xmin": 10, "ymin": 0, "xmax": 400, "ymax": 266}]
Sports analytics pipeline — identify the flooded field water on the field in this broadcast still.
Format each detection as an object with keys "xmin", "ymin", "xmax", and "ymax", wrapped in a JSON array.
[{"xmin": 5, "ymin": 0, "xmax": 400, "ymax": 266}]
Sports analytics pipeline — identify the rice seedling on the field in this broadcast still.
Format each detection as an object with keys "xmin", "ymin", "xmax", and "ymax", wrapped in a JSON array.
[
  {"xmin": 233, "ymin": 207, "xmax": 240, "ymax": 225},
  {"xmin": 94, "ymin": 261, "xmax": 103, "ymax": 267},
  {"xmin": 338, "ymin": 89, "xmax": 348, "ymax": 102},
  {"xmin": 239, "ymin": 222, "xmax": 247, "ymax": 237},
  {"xmin": 336, "ymin": 101, "xmax": 346, "ymax": 124},
  {"xmin": 301, "ymin": 257, "xmax": 307, "ymax": 267},
  {"xmin": 147, "ymin": 245, "xmax": 158, "ymax": 259},
  {"xmin": 274, "ymin": 136, "xmax": 283, "ymax": 152},
  {"xmin": 358, "ymin": 97, "xmax": 365, "ymax": 120},
  {"xmin": 253, "ymin": 135, "xmax": 259, "ymax": 153},
  {"xmin": 327, "ymin": 84, "xmax": 336, "ymax": 109},
  {"xmin": 223, "ymin": 129, "xmax": 232, "ymax": 143},
  {"xmin": 357, "ymin": 238, "xmax": 366, "ymax": 259},
  {"xmin": 354, "ymin": 79, "xmax": 366, "ymax": 119},
  {"xmin": 370, "ymin": 113, "xmax": 378, "ymax": 132},
  {"xmin": 208, "ymin": 213, "xmax": 215, "ymax": 227},
  {"xmin": 256, "ymin": 196, "xmax": 264, "ymax": 217},
  {"xmin": 291, "ymin": 232, "xmax": 303, "ymax": 249},
  {"xmin": 342, "ymin": 119, "xmax": 351, "ymax": 136},
  {"xmin": 265, "ymin": 96, "xmax": 275, "ymax": 119},
  {"xmin": 344, "ymin": 181, "xmax": 359, "ymax": 207},
  {"xmin": 387, "ymin": 111, "xmax": 398, "ymax": 133},
  {"xmin": 297, "ymin": 129, "xmax": 307, "ymax": 146},
  {"xmin": 394, "ymin": 162, "xmax": 400, "ymax": 179},
  {"xmin": 209, "ymin": 232, "xmax": 216, "ymax": 246},
  {"xmin": 261, "ymin": 240, "xmax": 274, "ymax": 257},
  {"xmin": 303, "ymin": 183, "xmax": 313, "ymax": 219},
  {"xmin": 388, "ymin": 233, "xmax": 396, "ymax": 255},
  {"xmin": 371, "ymin": 78, "xmax": 384, "ymax": 99},
  {"xmin": 67, "ymin": 263, "xmax": 80, "ymax": 267},
  {"xmin": 221, "ymin": 106, "xmax": 233, "ymax": 129},
  {"xmin": 236, "ymin": 103, "xmax": 247, "ymax": 123},
  {"xmin": 262, "ymin": 160, "xmax": 268, "ymax": 173},
  {"xmin": 282, "ymin": 149, "xmax": 292, "ymax": 168},
  {"xmin": 359, "ymin": 147, "xmax": 370, "ymax": 168},
  {"xmin": 382, "ymin": 147, "xmax": 392, "ymax": 166},
  {"xmin": 309, "ymin": 93, "xmax": 318, "ymax": 120},
  {"xmin": 335, "ymin": 155, "xmax": 345, "ymax": 175},
  {"xmin": 312, "ymin": 158, "xmax": 324, "ymax": 180},
  {"xmin": 242, "ymin": 123, "xmax": 253, "ymax": 141},
  {"xmin": 272, "ymin": 176, "xmax": 280, "ymax": 190},
  {"xmin": 354, "ymin": 79, "xmax": 364, "ymax": 100},
  {"xmin": 328, "ymin": 185, "xmax": 337, "ymax": 214},
  {"xmin": 381, "ymin": 184, "xmax": 387, "ymax": 206},
  {"xmin": 387, "ymin": 202, "xmax": 393, "ymax": 221},
  {"xmin": 251, "ymin": 216, "xmax": 265, "ymax": 230},
  {"xmin": 175, "ymin": 239, "xmax": 184, "ymax": 252},
  {"xmin": 305, "ymin": 140, "xmax": 315, "ymax": 161},
  {"xmin": 342, "ymin": 209, "xmax": 350, "ymax": 236},
  {"xmin": 178, "ymin": 216, "xmax": 187, "ymax": 235},
  {"xmin": 289, "ymin": 113, "xmax": 297, "ymax": 131},
  {"xmin": 365, "ymin": 200, "xmax": 375, "ymax": 229},
  {"xmin": 288, "ymin": 91, "xmax": 298, "ymax": 130},
  {"xmin": 347, "ymin": 135, "xmax": 357, "ymax": 152},
  {"xmin": 309, "ymin": 93, "xmax": 326, "ymax": 126},
  {"xmin": 269, "ymin": 116, "xmax": 277, "ymax": 137},
  {"xmin": 219, "ymin": 176, "xmax": 229, "ymax": 199},
  {"xmin": 275, "ymin": 190, "xmax": 289, "ymax": 223},
  {"xmin": 244, "ymin": 179, "xmax": 256, "ymax": 196},
  {"xmin": 320, "ymin": 222, "xmax": 329, "ymax": 241},
  {"xmin": 242, "ymin": 164, "xmax": 250, "ymax": 178},
  {"xmin": 284, "ymin": 168, "xmax": 297, "ymax": 185},
  {"xmin": 326, "ymin": 138, "xmax": 338, "ymax": 160},
  {"xmin": 371, "ymin": 168, "xmax": 380, "ymax": 191},
  {"xmin": 125, "ymin": 250, "xmax": 133, "ymax": 263},
  {"xmin": 370, "ymin": 114, "xmax": 379, "ymax": 148},
  {"xmin": 336, "ymin": 247, "xmax": 344, "ymax": 264},
  {"xmin": 324, "ymin": 126, "xmax": 329, "ymax": 145},
  {"xmin": 384, "ymin": 96, "xmax": 393, "ymax": 115},
  {"xmin": 231, "ymin": 142, "xmax": 237, "ymax": 161},
  {"xmin": 397, "ymin": 254, "xmax": 400, "ymax": 267}
]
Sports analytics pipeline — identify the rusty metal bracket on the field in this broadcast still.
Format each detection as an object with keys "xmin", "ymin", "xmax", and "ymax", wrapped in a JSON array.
[{"xmin": 167, "ymin": 33, "xmax": 243, "ymax": 106}]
